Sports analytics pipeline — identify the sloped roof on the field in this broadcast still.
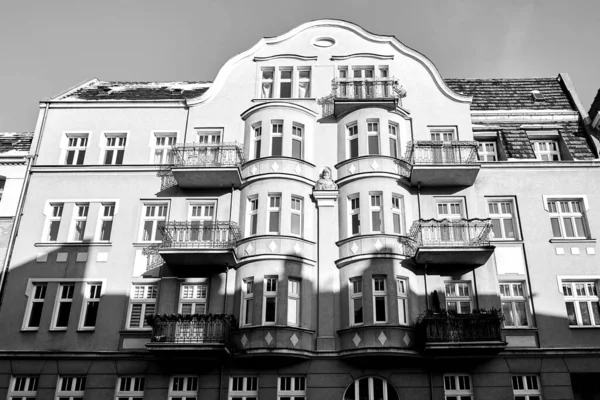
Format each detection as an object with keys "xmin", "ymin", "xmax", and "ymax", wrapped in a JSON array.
[
  {"xmin": 57, "ymin": 81, "xmax": 212, "ymax": 101},
  {"xmin": 444, "ymin": 78, "xmax": 575, "ymax": 111},
  {"xmin": 0, "ymin": 133, "xmax": 33, "ymax": 154}
]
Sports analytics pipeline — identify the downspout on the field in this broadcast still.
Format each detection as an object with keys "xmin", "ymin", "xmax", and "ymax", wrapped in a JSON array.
[
  {"xmin": 182, "ymin": 99, "xmax": 191, "ymax": 143},
  {"xmin": 219, "ymin": 365, "xmax": 224, "ymax": 400},
  {"xmin": 417, "ymin": 181, "xmax": 422, "ymax": 219}
]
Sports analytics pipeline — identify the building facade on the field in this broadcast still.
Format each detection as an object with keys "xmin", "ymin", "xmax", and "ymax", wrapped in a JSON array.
[{"xmin": 1, "ymin": 20, "xmax": 600, "ymax": 400}]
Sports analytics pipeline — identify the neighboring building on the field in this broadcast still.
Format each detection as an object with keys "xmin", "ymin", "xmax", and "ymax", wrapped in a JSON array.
[
  {"xmin": 589, "ymin": 89, "xmax": 600, "ymax": 130},
  {"xmin": 1, "ymin": 19, "xmax": 600, "ymax": 400}
]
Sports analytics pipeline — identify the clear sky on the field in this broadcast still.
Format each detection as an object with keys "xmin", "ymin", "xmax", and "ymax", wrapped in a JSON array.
[{"xmin": 1, "ymin": 0, "xmax": 598, "ymax": 132}]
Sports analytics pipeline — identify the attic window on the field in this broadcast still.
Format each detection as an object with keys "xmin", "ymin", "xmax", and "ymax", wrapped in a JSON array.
[
  {"xmin": 171, "ymin": 88, "xmax": 184, "ymax": 94},
  {"xmin": 97, "ymin": 86, "xmax": 111, "ymax": 96},
  {"xmin": 531, "ymin": 90, "xmax": 545, "ymax": 102}
]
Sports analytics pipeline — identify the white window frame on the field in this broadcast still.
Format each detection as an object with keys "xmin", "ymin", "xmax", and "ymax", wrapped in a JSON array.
[
  {"xmin": 9, "ymin": 375, "xmax": 39, "ymax": 399},
  {"xmin": 241, "ymin": 278, "xmax": 254, "ymax": 327},
  {"xmin": 139, "ymin": 202, "xmax": 169, "ymax": 242},
  {"xmin": 151, "ymin": 132, "xmax": 177, "ymax": 164},
  {"xmin": 561, "ymin": 280, "xmax": 600, "ymax": 327},
  {"xmin": 271, "ymin": 121, "xmax": 283, "ymax": 157},
  {"xmin": 51, "ymin": 283, "xmax": 75, "ymax": 331},
  {"xmin": 512, "ymin": 375, "xmax": 542, "ymax": 400},
  {"xmin": 279, "ymin": 67, "xmax": 293, "ymax": 98},
  {"xmin": 247, "ymin": 196, "xmax": 259, "ymax": 236},
  {"xmin": 196, "ymin": 128, "xmax": 222, "ymax": 144},
  {"xmin": 546, "ymin": 199, "xmax": 589, "ymax": 239},
  {"xmin": 252, "ymin": 124, "xmax": 262, "ymax": 160},
  {"xmin": 344, "ymin": 376, "xmax": 398, "ymax": 400},
  {"xmin": 350, "ymin": 277, "xmax": 363, "ymax": 326},
  {"xmin": 115, "ymin": 376, "xmax": 145, "ymax": 400},
  {"xmin": 22, "ymin": 282, "xmax": 47, "ymax": 331},
  {"xmin": 367, "ymin": 120, "xmax": 380, "ymax": 155},
  {"xmin": 297, "ymin": 68, "xmax": 311, "ymax": 98},
  {"xmin": 349, "ymin": 195, "xmax": 361, "ymax": 236},
  {"xmin": 499, "ymin": 282, "xmax": 530, "ymax": 328},
  {"xmin": 290, "ymin": 196, "xmax": 303, "ymax": 237},
  {"xmin": 229, "ymin": 376, "xmax": 258, "ymax": 400},
  {"xmin": 348, "ymin": 123, "xmax": 359, "ymax": 159},
  {"xmin": 443, "ymin": 375, "xmax": 473, "ymax": 400},
  {"xmin": 373, "ymin": 276, "xmax": 387, "ymax": 324},
  {"xmin": 179, "ymin": 283, "xmax": 208, "ymax": 315},
  {"xmin": 127, "ymin": 284, "xmax": 158, "ymax": 330},
  {"xmin": 488, "ymin": 199, "xmax": 518, "ymax": 240},
  {"xmin": 533, "ymin": 140, "xmax": 560, "ymax": 161},
  {"xmin": 444, "ymin": 281, "xmax": 472, "ymax": 314},
  {"xmin": 260, "ymin": 67, "xmax": 275, "ymax": 99},
  {"xmin": 267, "ymin": 194, "xmax": 281, "ymax": 234},
  {"xmin": 370, "ymin": 193, "xmax": 383, "ymax": 233},
  {"xmin": 477, "ymin": 141, "xmax": 498, "ymax": 161},
  {"xmin": 287, "ymin": 278, "xmax": 301, "ymax": 327},
  {"xmin": 101, "ymin": 132, "xmax": 128, "ymax": 165},
  {"xmin": 96, "ymin": 202, "xmax": 116, "ymax": 241},
  {"xmin": 263, "ymin": 276, "xmax": 278, "ymax": 325},
  {"xmin": 188, "ymin": 201, "xmax": 216, "ymax": 242},
  {"xmin": 43, "ymin": 202, "xmax": 64, "ymax": 242},
  {"xmin": 69, "ymin": 203, "xmax": 89, "ymax": 242},
  {"xmin": 62, "ymin": 133, "xmax": 89, "ymax": 165},
  {"xmin": 56, "ymin": 376, "xmax": 86, "ymax": 400},
  {"xmin": 391, "ymin": 194, "xmax": 404, "ymax": 235},
  {"xmin": 78, "ymin": 282, "xmax": 103, "ymax": 330},
  {"xmin": 278, "ymin": 376, "xmax": 306, "ymax": 400},
  {"xmin": 397, "ymin": 277, "xmax": 408, "ymax": 325},
  {"xmin": 388, "ymin": 122, "xmax": 399, "ymax": 158},
  {"xmin": 169, "ymin": 376, "xmax": 198, "ymax": 400},
  {"xmin": 292, "ymin": 123, "xmax": 304, "ymax": 159},
  {"xmin": 430, "ymin": 127, "xmax": 456, "ymax": 142}
]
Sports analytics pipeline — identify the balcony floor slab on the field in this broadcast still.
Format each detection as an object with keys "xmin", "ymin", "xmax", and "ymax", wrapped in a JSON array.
[
  {"xmin": 410, "ymin": 164, "xmax": 480, "ymax": 186},
  {"xmin": 415, "ymin": 246, "xmax": 495, "ymax": 266},
  {"xmin": 171, "ymin": 167, "xmax": 242, "ymax": 189}
]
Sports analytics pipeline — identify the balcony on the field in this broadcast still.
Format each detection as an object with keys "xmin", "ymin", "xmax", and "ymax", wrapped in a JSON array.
[
  {"xmin": 158, "ymin": 221, "xmax": 240, "ymax": 268},
  {"xmin": 400, "ymin": 219, "xmax": 495, "ymax": 266},
  {"xmin": 418, "ymin": 311, "xmax": 506, "ymax": 354},
  {"xmin": 404, "ymin": 141, "xmax": 480, "ymax": 186},
  {"xmin": 171, "ymin": 142, "xmax": 244, "ymax": 189},
  {"xmin": 318, "ymin": 77, "xmax": 407, "ymax": 117},
  {"xmin": 146, "ymin": 314, "xmax": 234, "ymax": 356}
]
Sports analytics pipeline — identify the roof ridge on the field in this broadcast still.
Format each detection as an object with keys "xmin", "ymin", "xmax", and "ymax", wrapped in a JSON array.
[{"xmin": 444, "ymin": 77, "xmax": 558, "ymax": 81}]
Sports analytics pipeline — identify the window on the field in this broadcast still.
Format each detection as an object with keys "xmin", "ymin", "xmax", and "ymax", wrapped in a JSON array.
[
  {"xmin": 189, "ymin": 203, "xmax": 215, "ymax": 242},
  {"xmin": 103, "ymin": 133, "xmax": 127, "ymax": 165},
  {"xmin": 46, "ymin": 203, "xmax": 64, "ymax": 242},
  {"xmin": 9, "ymin": 376, "xmax": 38, "ymax": 399},
  {"xmin": 445, "ymin": 282, "xmax": 472, "ymax": 314},
  {"xmin": 253, "ymin": 125, "xmax": 262, "ymax": 159},
  {"xmin": 373, "ymin": 276, "xmax": 387, "ymax": 323},
  {"xmin": 349, "ymin": 196, "xmax": 360, "ymax": 236},
  {"xmin": 169, "ymin": 376, "xmax": 198, "ymax": 400},
  {"xmin": 80, "ymin": 283, "xmax": 102, "ymax": 329},
  {"xmin": 392, "ymin": 195, "xmax": 404, "ymax": 234},
  {"xmin": 71, "ymin": 203, "xmax": 89, "ymax": 241},
  {"xmin": 430, "ymin": 128, "xmax": 455, "ymax": 142},
  {"xmin": 444, "ymin": 375, "xmax": 473, "ymax": 400},
  {"xmin": 348, "ymin": 124, "xmax": 359, "ymax": 158},
  {"xmin": 197, "ymin": 129, "xmax": 222, "ymax": 145},
  {"xmin": 127, "ymin": 284, "xmax": 158, "ymax": 329},
  {"xmin": 547, "ymin": 199, "xmax": 589, "ymax": 239},
  {"xmin": 352, "ymin": 67, "xmax": 375, "ymax": 97},
  {"xmin": 533, "ymin": 140, "xmax": 560, "ymax": 161},
  {"xmin": 56, "ymin": 376, "xmax": 86, "ymax": 400},
  {"xmin": 153, "ymin": 133, "xmax": 176, "ymax": 164},
  {"xmin": 0, "ymin": 178, "xmax": 5, "ymax": 202},
  {"xmin": 477, "ymin": 141, "xmax": 498, "ymax": 161},
  {"xmin": 264, "ymin": 277, "xmax": 278, "ymax": 324},
  {"xmin": 140, "ymin": 203, "xmax": 168, "ymax": 242},
  {"xmin": 241, "ymin": 279, "xmax": 254, "ymax": 327},
  {"xmin": 248, "ymin": 197, "xmax": 259, "ymax": 236},
  {"xmin": 279, "ymin": 376, "xmax": 306, "ymax": 400},
  {"xmin": 97, "ymin": 203, "xmax": 115, "ymax": 241},
  {"xmin": 291, "ymin": 196, "xmax": 303, "ymax": 236},
  {"xmin": 350, "ymin": 278, "xmax": 363, "ymax": 325},
  {"xmin": 389, "ymin": 123, "xmax": 399, "ymax": 158},
  {"xmin": 287, "ymin": 278, "xmax": 300, "ymax": 326},
  {"xmin": 437, "ymin": 200, "xmax": 465, "ymax": 243},
  {"xmin": 488, "ymin": 200, "xmax": 517, "ymax": 240},
  {"xmin": 179, "ymin": 284, "xmax": 208, "ymax": 314},
  {"xmin": 298, "ymin": 69, "xmax": 311, "ymax": 98},
  {"xmin": 268, "ymin": 194, "xmax": 281, "ymax": 234},
  {"xmin": 292, "ymin": 124, "xmax": 303, "ymax": 159},
  {"xmin": 24, "ymin": 283, "xmax": 47, "ymax": 329},
  {"xmin": 280, "ymin": 69, "xmax": 293, "ymax": 98},
  {"xmin": 562, "ymin": 281, "xmax": 600, "ymax": 327},
  {"xmin": 64, "ymin": 134, "xmax": 88, "ymax": 165},
  {"xmin": 397, "ymin": 277, "xmax": 408, "ymax": 325},
  {"xmin": 343, "ymin": 376, "xmax": 399, "ymax": 400},
  {"xmin": 261, "ymin": 68, "xmax": 274, "ymax": 98},
  {"xmin": 512, "ymin": 375, "xmax": 542, "ymax": 400},
  {"xmin": 52, "ymin": 284, "xmax": 75, "ymax": 330},
  {"xmin": 500, "ymin": 282, "xmax": 529, "ymax": 327},
  {"xmin": 271, "ymin": 121, "xmax": 283, "ymax": 156},
  {"xmin": 229, "ymin": 377, "xmax": 258, "ymax": 400},
  {"xmin": 370, "ymin": 194, "xmax": 382, "ymax": 233},
  {"xmin": 116, "ymin": 376, "xmax": 145, "ymax": 400},
  {"xmin": 367, "ymin": 121, "xmax": 380, "ymax": 155}
]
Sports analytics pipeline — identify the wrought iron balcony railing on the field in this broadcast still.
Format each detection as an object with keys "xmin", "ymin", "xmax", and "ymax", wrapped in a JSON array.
[
  {"xmin": 172, "ymin": 142, "xmax": 244, "ymax": 168},
  {"xmin": 159, "ymin": 221, "xmax": 241, "ymax": 249},
  {"xmin": 147, "ymin": 314, "xmax": 234, "ymax": 344},
  {"xmin": 420, "ymin": 313, "xmax": 503, "ymax": 343},
  {"xmin": 404, "ymin": 141, "xmax": 479, "ymax": 165}
]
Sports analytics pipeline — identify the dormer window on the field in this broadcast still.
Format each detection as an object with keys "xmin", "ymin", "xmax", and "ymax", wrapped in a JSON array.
[
  {"xmin": 531, "ymin": 90, "xmax": 545, "ymax": 101},
  {"xmin": 97, "ymin": 86, "xmax": 111, "ymax": 96}
]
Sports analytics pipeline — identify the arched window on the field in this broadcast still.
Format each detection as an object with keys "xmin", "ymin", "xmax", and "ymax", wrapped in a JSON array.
[{"xmin": 344, "ymin": 376, "xmax": 399, "ymax": 400}]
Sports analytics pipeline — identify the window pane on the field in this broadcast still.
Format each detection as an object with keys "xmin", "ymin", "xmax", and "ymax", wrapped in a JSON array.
[
  {"xmin": 49, "ymin": 221, "xmax": 60, "ymax": 241},
  {"xmin": 591, "ymin": 302, "xmax": 600, "ymax": 325},
  {"xmin": 292, "ymin": 140, "xmax": 302, "ymax": 159},
  {"xmin": 502, "ymin": 302, "xmax": 514, "ymax": 326},
  {"xmin": 563, "ymin": 218, "xmax": 575, "ymax": 237},
  {"xmin": 359, "ymin": 378, "xmax": 369, "ymax": 400},
  {"xmin": 514, "ymin": 302, "xmax": 528, "ymax": 326},
  {"xmin": 100, "ymin": 221, "xmax": 113, "ymax": 241},
  {"xmin": 353, "ymin": 298, "xmax": 363, "ymax": 324},
  {"xmin": 566, "ymin": 302, "xmax": 577, "ymax": 325},
  {"xmin": 575, "ymin": 217, "xmax": 586, "ymax": 237},
  {"xmin": 28, "ymin": 303, "xmax": 44, "ymax": 327},
  {"xmin": 550, "ymin": 218, "xmax": 562, "ymax": 237},
  {"xmin": 250, "ymin": 214, "xmax": 258, "ymax": 235},
  {"xmin": 580, "ymin": 302, "xmax": 592, "ymax": 325},
  {"xmin": 389, "ymin": 138, "xmax": 398, "ymax": 158},
  {"xmin": 245, "ymin": 299, "xmax": 253, "ymax": 325},
  {"xmin": 350, "ymin": 138, "xmax": 359, "ymax": 158},
  {"xmin": 371, "ymin": 211, "xmax": 381, "ymax": 232},
  {"xmin": 269, "ymin": 211, "xmax": 280, "ymax": 233},
  {"xmin": 56, "ymin": 302, "xmax": 72, "ymax": 327},
  {"xmin": 375, "ymin": 297, "xmax": 386, "ymax": 322},
  {"xmin": 116, "ymin": 149, "xmax": 124, "ymax": 164},
  {"xmin": 280, "ymin": 82, "xmax": 292, "ymax": 98},
  {"xmin": 368, "ymin": 135, "xmax": 379, "ymax": 155},
  {"xmin": 291, "ymin": 214, "xmax": 301, "ymax": 235},
  {"xmin": 373, "ymin": 377, "xmax": 384, "ymax": 400},
  {"xmin": 491, "ymin": 219, "xmax": 502, "ymax": 239},
  {"xmin": 393, "ymin": 213, "xmax": 402, "ymax": 234},
  {"xmin": 265, "ymin": 298, "xmax": 276, "ymax": 322},
  {"xmin": 272, "ymin": 137, "xmax": 283, "ymax": 156},
  {"xmin": 83, "ymin": 302, "xmax": 99, "ymax": 327},
  {"xmin": 503, "ymin": 219, "xmax": 515, "ymax": 238},
  {"xmin": 287, "ymin": 297, "xmax": 298, "ymax": 325}
]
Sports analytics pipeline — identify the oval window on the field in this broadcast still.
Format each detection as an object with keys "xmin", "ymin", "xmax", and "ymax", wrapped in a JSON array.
[{"xmin": 313, "ymin": 37, "xmax": 336, "ymax": 48}]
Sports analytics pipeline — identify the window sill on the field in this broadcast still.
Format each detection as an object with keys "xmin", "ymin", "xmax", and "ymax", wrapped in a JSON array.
[
  {"xmin": 490, "ymin": 239, "xmax": 523, "ymax": 243},
  {"xmin": 569, "ymin": 325, "xmax": 600, "ymax": 329},
  {"xmin": 20, "ymin": 328, "xmax": 39, "ymax": 332},
  {"xmin": 549, "ymin": 238, "xmax": 596, "ymax": 244},
  {"xmin": 49, "ymin": 328, "xmax": 68, "ymax": 332},
  {"xmin": 132, "ymin": 242, "xmax": 161, "ymax": 248},
  {"xmin": 501, "ymin": 326, "xmax": 537, "ymax": 330},
  {"xmin": 77, "ymin": 328, "xmax": 96, "ymax": 332},
  {"xmin": 35, "ymin": 242, "xmax": 113, "ymax": 247},
  {"xmin": 251, "ymin": 98, "xmax": 316, "ymax": 102}
]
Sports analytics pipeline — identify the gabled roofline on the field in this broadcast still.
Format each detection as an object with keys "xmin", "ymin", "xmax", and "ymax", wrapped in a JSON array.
[{"xmin": 47, "ymin": 78, "xmax": 100, "ymax": 102}]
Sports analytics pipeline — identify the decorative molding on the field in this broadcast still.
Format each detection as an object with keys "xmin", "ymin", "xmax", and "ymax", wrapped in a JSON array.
[
  {"xmin": 253, "ymin": 54, "xmax": 317, "ymax": 62},
  {"xmin": 330, "ymin": 53, "xmax": 394, "ymax": 60},
  {"xmin": 240, "ymin": 101, "xmax": 319, "ymax": 120}
]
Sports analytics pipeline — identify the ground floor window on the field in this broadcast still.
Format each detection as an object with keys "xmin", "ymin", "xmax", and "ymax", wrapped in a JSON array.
[{"xmin": 343, "ymin": 376, "xmax": 398, "ymax": 400}]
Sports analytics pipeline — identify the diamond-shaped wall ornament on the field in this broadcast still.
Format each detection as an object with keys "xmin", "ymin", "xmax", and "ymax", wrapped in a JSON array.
[
  {"xmin": 290, "ymin": 333, "xmax": 299, "ymax": 347},
  {"xmin": 293, "ymin": 242, "xmax": 302, "ymax": 255},
  {"xmin": 245, "ymin": 243, "xmax": 254, "ymax": 255},
  {"xmin": 350, "ymin": 242, "xmax": 359, "ymax": 255},
  {"xmin": 241, "ymin": 334, "xmax": 249, "ymax": 348},
  {"xmin": 371, "ymin": 160, "xmax": 380, "ymax": 171},
  {"xmin": 353, "ymin": 333, "xmax": 361, "ymax": 347},
  {"xmin": 295, "ymin": 164, "xmax": 302, "ymax": 175},
  {"xmin": 348, "ymin": 164, "xmax": 356, "ymax": 174},
  {"xmin": 250, "ymin": 165, "xmax": 258, "ymax": 175},
  {"xmin": 271, "ymin": 161, "xmax": 280, "ymax": 172},
  {"xmin": 269, "ymin": 241, "xmax": 277, "ymax": 252},
  {"xmin": 378, "ymin": 331, "xmax": 387, "ymax": 345},
  {"xmin": 265, "ymin": 332, "xmax": 273, "ymax": 345},
  {"xmin": 374, "ymin": 239, "xmax": 383, "ymax": 252},
  {"xmin": 403, "ymin": 332, "xmax": 411, "ymax": 346}
]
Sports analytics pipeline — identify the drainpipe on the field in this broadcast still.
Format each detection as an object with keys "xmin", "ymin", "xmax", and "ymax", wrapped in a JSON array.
[
  {"xmin": 417, "ymin": 181, "xmax": 422, "ymax": 219},
  {"xmin": 182, "ymin": 99, "xmax": 190, "ymax": 143},
  {"xmin": 472, "ymin": 269, "xmax": 480, "ymax": 309},
  {"xmin": 428, "ymin": 370, "xmax": 434, "ymax": 400},
  {"xmin": 424, "ymin": 264, "xmax": 429, "ymax": 309}
]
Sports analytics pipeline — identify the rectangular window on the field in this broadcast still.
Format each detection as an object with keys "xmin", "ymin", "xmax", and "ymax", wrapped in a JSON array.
[
  {"xmin": 241, "ymin": 279, "xmax": 254, "ymax": 327},
  {"xmin": 349, "ymin": 196, "xmax": 360, "ymax": 236},
  {"xmin": 533, "ymin": 140, "xmax": 560, "ymax": 161},
  {"xmin": 103, "ymin": 133, "xmax": 127, "ymax": 165},
  {"xmin": 389, "ymin": 123, "xmax": 399, "ymax": 158},
  {"xmin": 292, "ymin": 124, "xmax": 303, "ymax": 159},
  {"xmin": 71, "ymin": 203, "xmax": 89, "ymax": 241},
  {"xmin": 562, "ymin": 281, "xmax": 600, "ymax": 327},
  {"xmin": 279, "ymin": 69, "xmax": 292, "ymax": 98},
  {"xmin": 500, "ymin": 282, "xmax": 529, "ymax": 327},
  {"xmin": 116, "ymin": 376, "xmax": 145, "ymax": 400},
  {"xmin": 392, "ymin": 195, "xmax": 404, "ymax": 234},
  {"xmin": 261, "ymin": 68, "xmax": 274, "ymax": 98},
  {"xmin": 248, "ymin": 197, "xmax": 259, "ymax": 236},
  {"xmin": 547, "ymin": 199, "xmax": 589, "ymax": 239},
  {"xmin": 397, "ymin": 277, "xmax": 408, "ymax": 325},
  {"xmin": 512, "ymin": 375, "xmax": 542, "ymax": 400},
  {"xmin": 64, "ymin": 134, "xmax": 88, "ymax": 165},
  {"xmin": 141, "ymin": 203, "xmax": 168, "ymax": 242},
  {"xmin": 278, "ymin": 376, "xmax": 306, "ymax": 400},
  {"xmin": 298, "ymin": 69, "xmax": 311, "ymax": 98},
  {"xmin": 97, "ymin": 203, "xmax": 115, "ymax": 241},
  {"xmin": 9, "ymin": 375, "xmax": 38, "ymax": 399},
  {"xmin": 253, "ymin": 125, "xmax": 262, "ymax": 159},
  {"xmin": 127, "ymin": 284, "xmax": 158, "ymax": 329},
  {"xmin": 264, "ymin": 277, "xmax": 278, "ymax": 325},
  {"xmin": 370, "ymin": 194, "xmax": 382, "ymax": 233},
  {"xmin": 56, "ymin": 376, "xmax": 86, "ymax": 400},
  {"xmin": 271, "ymin": 121, "xmax": 283, "ymax": 156},
  {"xmin": 229, "ymin": 376, "xmax": 258, "ymax": 400},
  {"xmin": 179, "ymin": 284, "xmax": 208, "ymax": 314},
  {"xmin": 169, "ymin": 376, "xmax": 198, "ymax": 400},
  {"xmin": 367, "ymin": 121, "xmax": 380, "ymax": 155},
  {"xmin": 348, "ymin": 124, "xmax": 359, "ymax": 158},
  {"xmin": 287, "ymin": 279, "xmax": 301, "ymax": 326},
  {"xmin": 373, "ymin": 276, "xmax": 387, "ymax": 323},
  {"xmin": 477, "ymin": 141, "xmax": 498, "ymax": 161},
  {"xmin": 350, "ymin": 278, "xmax": 363, "ymax": 325},
  {"xmin": 197, "ymin": 130, "xmax": 222, "ymax": 145},
  {"xmin": 445, "ymin": 282, "xmax": 472, "ymax": 314},
  {"xmin": 80, "ymin": 283, "xmax": 102, "ymax": 329},
  {"xmin": 24, "ymin": 283, "xmax": 47, "ymax": 329},
  {"xmin": 444, "ymin": 375, "xmax": 473, "ymax": 400},
  {"xmin": 430, "ymin": 129, "xmax": 455, "ymax": 142},
  {"xmin": 268, "ymin": 194, "xmax": 281, "ymax": 234},
  {"xmin": 52, "ymin": 284, "xmax": 75, "ymax": 330},
  {"xmin": 291, "ymin": 196, "xmax": 303, "ymax": 236},
  {"xmin": 46, "ymin": 203, "xmax": 64, "ymax": 242},
  {"xmin": 153, "ymin": 133, "xmax": 176, "ymax": 164},
  {"xmin": 189, "ymin": 203, "xmax": 215, "ymax": 242},
  {"xmin": 488, "ymin": 200, "xmax": 517, "ymax": 240}
]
